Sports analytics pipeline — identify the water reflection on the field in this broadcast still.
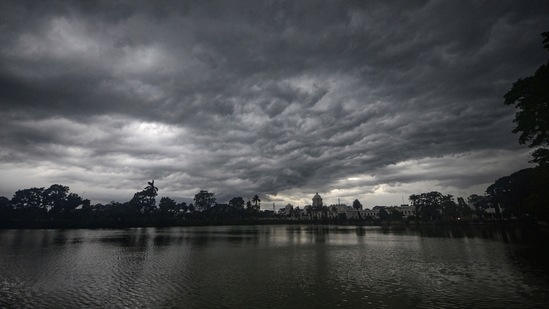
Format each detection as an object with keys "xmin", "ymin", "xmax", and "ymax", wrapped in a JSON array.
[{"xmin": 0, "ymin": 225, "xmax": 548, "ymax": 308}]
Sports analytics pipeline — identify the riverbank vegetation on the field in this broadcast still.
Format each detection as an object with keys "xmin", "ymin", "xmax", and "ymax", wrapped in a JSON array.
[{"xmin": 0, "ymin": 167, "xmax": 547, "ymax": 229}]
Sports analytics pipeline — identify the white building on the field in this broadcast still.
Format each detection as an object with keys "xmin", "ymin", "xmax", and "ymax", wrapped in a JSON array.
[
  {"xmin": 396, "ymin": 205, "xmax": 416, "ymax": 218},
  {"xmin": 359, "ymin": 209, "xmax": 380, "ymax": 219},
  {"xmin": 312, "ymin": 193, "xmax": 323, "ymax": 207},
  {"xmin": 282, "ymin": 193, "xmax": 416, "ymax": 221},
  {"xmin": 278, "ymin": 203, "xmax": 294, "ymax": 216}
]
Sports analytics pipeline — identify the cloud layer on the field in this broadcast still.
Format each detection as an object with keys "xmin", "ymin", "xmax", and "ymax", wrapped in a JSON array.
[{"xmin": 1, "ymin": 1, "xmax": 548, "ymax": 207}]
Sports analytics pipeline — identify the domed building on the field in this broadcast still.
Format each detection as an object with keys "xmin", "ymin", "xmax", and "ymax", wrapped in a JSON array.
[{"xmin": 312, "ymin": 192, "xmax": 323, "ymax": 208}]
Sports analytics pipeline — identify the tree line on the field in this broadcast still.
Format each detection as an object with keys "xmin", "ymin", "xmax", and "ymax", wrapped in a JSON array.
[
  {"xmin": 408, "ymin": 167, "xmax": 547, "ymax": 223},
  {"xmin": 0, "ymin": 181, "xmax": 271, "ymax": 228},
  {"xmin": 1, "ymin": 166, "xmax": 546, "ymax": 228}
]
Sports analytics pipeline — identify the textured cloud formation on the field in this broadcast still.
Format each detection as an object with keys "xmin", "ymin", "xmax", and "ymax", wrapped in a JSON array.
[{"xmin": 1, "ymin": 1, "xmax": 548, "ymax": 207}]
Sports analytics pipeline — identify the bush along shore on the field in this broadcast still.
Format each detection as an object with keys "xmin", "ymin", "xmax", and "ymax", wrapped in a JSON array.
[{"xmin": 1, "ymin": 168, "xmax": 549, "ymax": 230}]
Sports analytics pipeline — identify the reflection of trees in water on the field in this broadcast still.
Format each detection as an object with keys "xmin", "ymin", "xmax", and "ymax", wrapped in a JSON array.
[
  {"xmin": 97, "ymin": 227, "xmax": 190, "ymax": 250},
  {"xmin": 2, "ymin": 225, "xmax": 549, "ymax": 308},
  {"xmin": 180, "ymin": 226, "xmax": 268, "ymax": 248},
  {"xmin": 405, "ymin": 225, "xmax": 547, "ymax": 244},
  {"xmin": 284, "ymin": 225, "xmax": 372, "ymax": 243},
  {"xmin": 99, "ymin": 228, "xmax": 149, "ymax": 249}
]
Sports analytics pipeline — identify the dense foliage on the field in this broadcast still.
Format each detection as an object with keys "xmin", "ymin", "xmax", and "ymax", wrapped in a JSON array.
[
  {"xmin": 1, "ymin": 168, "xmax": 547, "ymax": 229},
  {"xmin": 0, "ymin": 182, "xmax": 279, "ymax": 228},
  {"xmin": 408, "ymin": 167, "xmax": 549, "ymax": 222},
  {"xmin": 504, "ymin": 32, "xmax": 549, "ymax": 165}
]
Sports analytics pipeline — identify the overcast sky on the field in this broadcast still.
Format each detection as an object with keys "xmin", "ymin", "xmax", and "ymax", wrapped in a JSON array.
[{"xmin": 1, "ymin": 0, "xmax": 548, "ymax": 208}]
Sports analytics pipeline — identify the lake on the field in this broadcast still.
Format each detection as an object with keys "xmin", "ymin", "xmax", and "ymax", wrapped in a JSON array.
[{"xmin": 1, "ymin": 225, "xmax": 548, "ymax": 308}]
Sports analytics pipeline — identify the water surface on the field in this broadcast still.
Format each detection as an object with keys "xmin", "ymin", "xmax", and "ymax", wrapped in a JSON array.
[{"xmin": 1, "ymin": 225, "xmax": 548, "ymax": 308}]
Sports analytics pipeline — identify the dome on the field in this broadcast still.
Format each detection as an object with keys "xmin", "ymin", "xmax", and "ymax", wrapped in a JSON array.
[{"xmin": 312, "ymin": 192, "xmax": 323, "ymax": 207}]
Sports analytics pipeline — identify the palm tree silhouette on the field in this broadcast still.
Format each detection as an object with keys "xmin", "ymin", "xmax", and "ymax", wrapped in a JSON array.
[
  {"xmin": 144, "ymin": 180, "xmax": 158, "ymax": 197},
  {"xmin": 252, "ymin": 195, "xmax": 261, "ymax": 209}
]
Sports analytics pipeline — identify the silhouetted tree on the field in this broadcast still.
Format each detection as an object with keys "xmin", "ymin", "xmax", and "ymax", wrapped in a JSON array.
[
  {"xmin": 525, "ymin": 166, "xmax": 549, "ymax": 220},
  {"xmin": 228, "ymin": 197, "xmax": 245, "ymax": 210},
  {"xmin": 194, "ymin": 190, "xmax": 216, "ymax": 211},
  {"xmin": 66, "ymin": 193, "xmax": 89, "ymax": 211},
  {"xmin": 409, "ymin": 194, "xmax": 420, "ymax": 209},
  {"xmin": 456, "ymin": 197, "xmax": 472, "ymax": 218},
  {"xmin": 441, "ymin": 195, "xmax": 459, "ymax": 220},
  {"xmin": 177, "ymin": 202, "xmax": 188, "ymax": 214},
  {"xmin": 43, "ymin": 184, "xmax": 70, "ymax": 213},
  {"xmin": 0, "ymin": 196, "xmax": 12, "ymax": 221},
  {"xmin": 10, "ymin": 187, "xmax": 47, "ymax": 221},
  {"xmin": 378, "ymin": 208, "xmax": 389, "ymax": 221},
  {"xmin": 130, "ymin": 181, "xmax": 159, "ymax": 214},
  {"xmin": 11, "ymin": 187, "xmax": 45, "ymax": 209},
  {"xmin": 468, "ymin": 194, "xmax": 490, "ymax": 219},
  {"xmin": 0, "ymin": 196, "xmax": 10, "ymax": 209},
  {"xmin": 504, "ymin": 31, "xmax": 549, "ymax": 165},
  {"xmin": 486, "ymin": 168, "xmax": 534, "ymax": 218},
  {"xmin": 252, "ymin": 195, "xmax": 261, "ymax": 210},
  {"xmin": 144, "ymin": 180, "xmax": 158, "ymax": 197},
  {"xmin": 245, "ymin": 200, "xmax": 253, "ymax": 210},
  {"xmin": 352, "ymin": 199, "xmax": 363, "ymax": 219},
  {"xmin": 409, "ymin": 191, "xmax": 446, "ymax": 221},
  {"xmin": 159, "ymin": 197, "xmax": 177, "ymax": 214},
  {"xmin": 390, "ymin": 209, "xmax": 403, "ymax": 221}
]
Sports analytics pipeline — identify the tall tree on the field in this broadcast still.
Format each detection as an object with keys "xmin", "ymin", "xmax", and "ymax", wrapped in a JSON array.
[
  {"xmin": 486, "ymin": 168, "xmax": 534, "ymax": 218},
  {"xmin": 177, "ymin": 202, "xmax": 188, "ymax": 214},
  {"xmin": 352, "ymin": 199, "xmax": 363, "ymax": 219},
  {"xmin": 194, "ymin": 190, "xmax": 216, "ymax": 211},
  {"xmin": 130, "ymin": 181, "xmax": 159, "ymax": 213},
  {"xmin": 65, "ymin": 193, "xmax": 88, "ymax": 211},
  {"xmin": 378, "ymin": 208, "xmax": 389, "ymax": 221},
  {"xmin": 504, "ymin": 31, "xmax": 549, "ymax": 165},
  {"xmin": 409, "ymin": 191, "xmax": 445, "ymax": 221},
  {"xmin": 228, "ymin": 197, "xmax": 245, "ymax": 210},
  {"xmin": 11, "ymin": 187, "xmax": 47, "ymax": 220},
  {"xmin": 441, "ymin": 195, "xmax": 459, "ymax": 219},
  {"xmin": 456, "ymin": 197, "xmax": 472, "ymax": 217},
  {"xmin": 389, "ymin": 209, "xmax": 403, "ymax": 221},
  {"xmin": 352, "ymin": 199, "xmax": 363, "ymax": 210},
  {"xmin": 0, "ymin": 196, "xmax": 12, "ymax": 221},
  {"xmin": 525, "ymin": 167, "xmax": 549, "ymax": 220},
  {"xmin": 43, "ymin": 184, "xmax": 70, "ymax": 212},
  {"xmin": 159, "ymin": 197, "xmax": 177, "ymax": 214},
  {"xmin": 409, "ymin": 194, "xmax": 420, "ymax": 208},
  {"xmin": 252, "ymin": 195, "xmax": 261, "ymax": 210},
  {"xmin": 144, "ymin": 180, "xmax": 159, "ymax": 198},
  {"xmin": 468, "ymin": 194, "xmax": 490, "ymax": 219},
  {"xmin": 0, "ymin": 196, "xmax": 10, "ymax": 209},
  {"xmin": 11, "ymin": 187, "xmax": 45, "ymax": 209}
]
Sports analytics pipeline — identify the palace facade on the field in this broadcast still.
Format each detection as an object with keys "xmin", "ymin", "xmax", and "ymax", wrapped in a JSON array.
[{"xmin": 278, "ymin": 193, "xmax": 416, "ymax": 220}]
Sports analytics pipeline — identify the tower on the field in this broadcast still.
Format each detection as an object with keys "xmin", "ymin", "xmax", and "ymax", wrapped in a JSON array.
[{"xmin": 312, "ymin": 192, "xmax": 323, "ymax": 207}]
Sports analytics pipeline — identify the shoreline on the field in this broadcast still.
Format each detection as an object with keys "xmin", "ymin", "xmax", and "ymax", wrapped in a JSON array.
[{"xmin": 0, "ymin": 218, "xmax": 542, "ymax": 230}]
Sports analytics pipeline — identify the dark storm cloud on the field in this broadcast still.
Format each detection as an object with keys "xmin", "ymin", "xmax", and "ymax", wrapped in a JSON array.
[{"xmin": 1, "ymin": 0, "xmax": 548, "ymax": 205}]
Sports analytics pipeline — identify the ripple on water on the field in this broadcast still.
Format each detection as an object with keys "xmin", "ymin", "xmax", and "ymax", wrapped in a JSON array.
[{"xmin": 1, "ymin": 226, "xmax": 549, "ymax": 308}]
